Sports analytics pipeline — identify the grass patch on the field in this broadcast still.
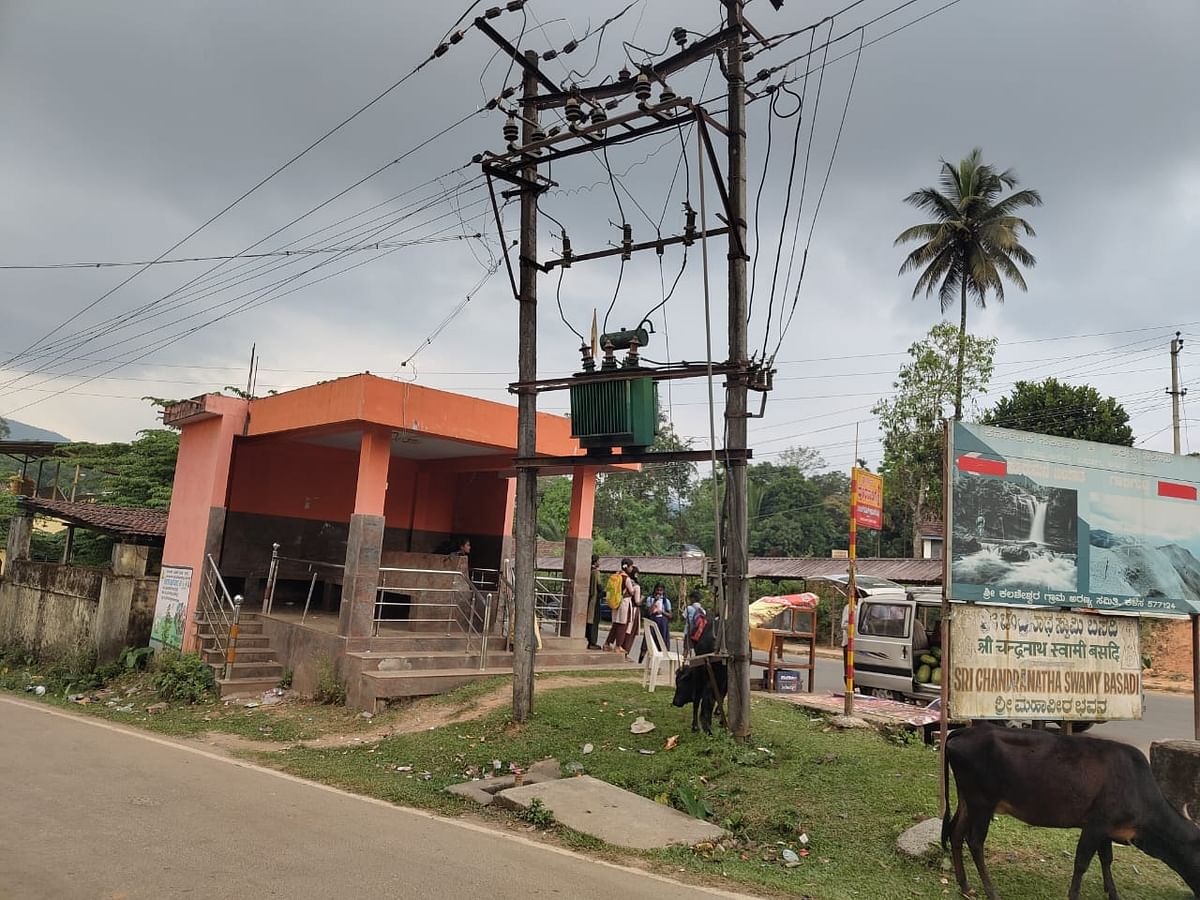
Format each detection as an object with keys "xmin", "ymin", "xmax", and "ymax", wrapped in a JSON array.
[
  {"xmin": 262, "ymin": 684, "xmax": 1192, "ymax": 900},
  {"xmin": 3, "ymin": 651, "xmax": 1190, "ymax": 899}
]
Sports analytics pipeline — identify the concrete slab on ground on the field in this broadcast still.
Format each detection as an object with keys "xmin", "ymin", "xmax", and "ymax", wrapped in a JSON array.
[{"xmin": 494, "ymin": 776, "xmax": 725, "ymax": 850}]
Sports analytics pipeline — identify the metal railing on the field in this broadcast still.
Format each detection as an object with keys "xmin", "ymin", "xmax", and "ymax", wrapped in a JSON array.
[
  {"xmin": 262, "ymin": 543, "xmax": 345, "ymax": 620},
  {"xmin": 193, "ymin": 554, "xmax": 243, "ymax": 680},
  {"xmin": 499, "ymin": 559, "xmax": 567, "ymax": 645},
  {"xmin": 375, "ymin": 566, "xmax": 494, "ymax": 669}
]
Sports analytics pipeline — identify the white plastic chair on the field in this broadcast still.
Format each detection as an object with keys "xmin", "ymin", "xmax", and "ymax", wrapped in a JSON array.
[{"xmin": 642, "ymin": 620, "xmax": 681, "ymax": 692}]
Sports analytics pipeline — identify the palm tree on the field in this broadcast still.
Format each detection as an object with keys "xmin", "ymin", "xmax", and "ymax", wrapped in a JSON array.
[{"xmin": 896, "ymin": 148, "xmax": 1041, "ymax": 419}]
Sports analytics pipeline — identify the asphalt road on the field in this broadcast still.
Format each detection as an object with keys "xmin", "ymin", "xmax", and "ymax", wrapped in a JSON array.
[
  {"xmin": 799, "ymin": 653, "xmax": 1194, "ymax": 755},
  {"xmin": 0, "ymin": 696, "xmax": 749, "ymax": 900}
]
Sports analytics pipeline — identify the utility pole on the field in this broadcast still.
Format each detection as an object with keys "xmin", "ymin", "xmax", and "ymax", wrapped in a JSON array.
[
  {"xmin": 723, "ymin": 0, "xmax": 752, "ymax": 741},
  {"xmin": 512, "ymin": 52, "xmax": 540, "ymax": 722},
  {"xmin": 1169, "ymin": 332, "xmax": 1187, "ymax": 456}
]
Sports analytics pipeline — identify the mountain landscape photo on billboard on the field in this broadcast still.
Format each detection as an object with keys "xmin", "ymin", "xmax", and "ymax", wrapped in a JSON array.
[
  {"xmin": 952, "ymin": 471, "xmax": 1079, "ymax": 592},
  {"xmin": 1088, "ymin": 493, "xmax": 1200, "ymax": 608}
]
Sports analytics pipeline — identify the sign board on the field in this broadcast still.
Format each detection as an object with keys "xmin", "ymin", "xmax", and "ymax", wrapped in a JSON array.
[
  {"xmin": 852, "ymin": 467, "xmax": 884, "ymax": 530},
  {"xmin": 150, "ymin": 565, "xmax": 193, "ymax": 651},
  {"xmin": 948, "ymin": 422, "xmax": 1200, "ymax": 616},
  {"xmin": 831, "ymin": 549, "xmax": 849, "ymax": 560},
  {"xmin": 949, "ymin": 605, "xmax": 1142, "ymax": 721}
]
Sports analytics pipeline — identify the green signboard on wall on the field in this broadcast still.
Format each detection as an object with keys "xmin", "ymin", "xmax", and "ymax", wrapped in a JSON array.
[{"xmin": 948, "ymin": 422, "xmax": 1200, "ymax": 616}]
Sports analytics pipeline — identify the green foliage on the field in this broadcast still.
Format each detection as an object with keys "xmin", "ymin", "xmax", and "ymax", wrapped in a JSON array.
[
  {"xmin": 55, "ymin": 429, "xmax": 180, "ymax": 509},
  {"xmin": 279, "ymin": 667, "xmax": 294, "ymax": 690},
  {"xmin": 0, "ymin": 491, "xmax": 16, "ymax": 546},
  {"xmin": 982, "ymin": 377, "xmax": 1134, "ymax": 446},
  {"xmin": 896, "ymin": 147, "xmax": 1041, "ymax": 418},
  {"xmin": 516, "ymin": 797, "xmax": 555, "ymax": 828},
  {"xmin": 674, "ymin": 779, "xmax": 714, "ymax": 820},
  {"xmin": 874, "ymin": 323, "xmax": 996, "ymax": 555},
  {"xmin": 535, "ymin": 476, "xmax": 572, "ymax": 542},
  {"xmin": 591, "ymin": 421, "xmax": 696, "ymax": 554},
  {"xmin": 119, "ymin": 646, "xmax": 154, "ymax": 672},
  {"xmin": 152, "ymin": 651, "xmax": 215, "ymax": 703},
  {"xmin": 314, "ymin": 656, "xmax": 346, "ymax": 705}
]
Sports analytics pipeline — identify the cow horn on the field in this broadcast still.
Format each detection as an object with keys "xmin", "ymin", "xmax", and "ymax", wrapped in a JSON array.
[{"xmin": 1185, "ymin": 803, "xmax": 1194, "ymax": 823}]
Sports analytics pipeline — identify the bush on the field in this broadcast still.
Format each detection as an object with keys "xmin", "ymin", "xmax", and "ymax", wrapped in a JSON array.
[
  {"xmin": 278, "ymin": 667, "xmax": 293, "ymax": 690},
  {"xmin": 314, "ymin": 657, "xmax": 345, "ymax": 705},
  {"xmin": 152, "ymin": 651, "xmax": 215, "ymax": 703},
  {"xmin": 515, "ymin": 797, "xmax": 555, "ymax": 828}
]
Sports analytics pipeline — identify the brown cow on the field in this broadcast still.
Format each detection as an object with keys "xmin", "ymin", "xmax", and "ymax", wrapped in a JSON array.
[{"xmin": 943, "ymin": 723, "xmax": 1200, "ymax": 899}]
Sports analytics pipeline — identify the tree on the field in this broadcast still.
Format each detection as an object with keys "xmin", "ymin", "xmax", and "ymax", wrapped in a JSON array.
[
  {"xmin": 589, "ymin": 421, "xmax": 696, "ymax": 554},
  {"xmin": 982, "ymin": 378, "xmax": 1134, "ymax": 446},
  {"xmin": 56, "ymin": 429, "xmax": 180, "ymax": 509},
  {"xmin": 535, "ymin": 476, "xmax": 571, "ymax": 542},
  {"xmin": 874, "ymin": 323, "xmax": 996, "ymax": 556},
  {"xmin": 677, "ymin": 448, "xmax": 850, "ymax": 559},
  {"xmin": 896, "ymin": 148, "xmax": 1041, "ymax": 420},
  {"xmin": 0, "ymin": 417, "xmax": 8, "ymax": 440}
]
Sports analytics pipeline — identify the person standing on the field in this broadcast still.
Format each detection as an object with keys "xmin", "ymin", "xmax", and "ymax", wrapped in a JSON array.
[
  {"xmin": 621, "ymin": 565, "xmax": 643, "ymax": 660},
  {"xmin": 683, "ymin": 589, "xmax": 706, "ymax": 658},
  {"xmin": 639, "ymin": 583, "xmax": 672, "ymax": 661},
  {"xmin": 584, "ymin": 554, "xmax": 603, "ymax": 650},
  {"xmin": 603, "ymin": 558, "xmax": 635, "ymax": 651}
]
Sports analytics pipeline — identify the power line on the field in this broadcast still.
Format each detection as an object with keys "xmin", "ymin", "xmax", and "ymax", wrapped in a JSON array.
[
  {"xmin": 0, "ymin": 235, "xmax": 481, "ymax": 271},
  {"xmin": 1, "ymin": 0, "xmax": 503, "ymax": 372}
]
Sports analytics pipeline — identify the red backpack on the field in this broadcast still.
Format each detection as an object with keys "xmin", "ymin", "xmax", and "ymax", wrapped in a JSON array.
[{"xmin": 689, "ymin": 612, "xmax": 709, "ymax": 645}]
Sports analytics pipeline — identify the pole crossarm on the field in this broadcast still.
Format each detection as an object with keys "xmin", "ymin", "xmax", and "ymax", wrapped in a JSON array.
[
  {"xmin": 523, "ymin": 25, "xmax": 742, "ymax": 110},
  {"xmin": 508, "ymin": 361, "xmax": 746, "ymax": 394},
  {"xmin": 513, "ymin": 448, "xmax": 752, "ymax": 469},
  {"xmin": 540, "ymin": 227, "xmax": 730, "ymax": 271}
]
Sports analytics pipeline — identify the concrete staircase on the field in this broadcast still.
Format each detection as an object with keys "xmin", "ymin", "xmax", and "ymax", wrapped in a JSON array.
[
  {"xmin": 197, "ymin": 613, "xmax": 285, "ymax": 697},
  {"xmin": 351, "ymin": 634, "xmax": 638, "ymax": 708}
]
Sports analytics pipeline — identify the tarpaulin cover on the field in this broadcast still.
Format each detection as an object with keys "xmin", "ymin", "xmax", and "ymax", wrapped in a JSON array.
[{"xmin": 749, "ymin": 593, "xmax": 819, "ymax": 628}]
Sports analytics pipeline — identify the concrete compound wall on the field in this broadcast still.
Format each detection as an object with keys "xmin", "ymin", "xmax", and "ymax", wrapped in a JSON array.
[
  {"xmin": 0, "ymin": 546, "xmax": 158, "ymax": 664},
  {"xmin": 1150, "ymin": 740, "xmax": 1200, "ymax": 817}
]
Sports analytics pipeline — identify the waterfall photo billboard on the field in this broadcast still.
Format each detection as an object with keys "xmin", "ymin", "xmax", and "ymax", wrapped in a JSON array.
[{"xmin": 947, "ymin": 422, "xmax": 1200, "ymax": 616}]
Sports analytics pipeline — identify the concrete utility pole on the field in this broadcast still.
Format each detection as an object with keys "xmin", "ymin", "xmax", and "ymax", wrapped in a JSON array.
[
  {"xmin": 512, "ymin": 53, "xmax": 540, "ymax": 722},
  {"xmin": 723, "ymin": 0, "xmax": 752, "ymax": 740},
  {"xmin": 1169, "ymin": 332, "xmax": 1187, "ymax": 456}
]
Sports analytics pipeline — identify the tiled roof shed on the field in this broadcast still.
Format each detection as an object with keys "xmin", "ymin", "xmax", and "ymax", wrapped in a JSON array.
[{"xmin": 17, "ymin": 497, "xmax": 167, "ymax": 544}]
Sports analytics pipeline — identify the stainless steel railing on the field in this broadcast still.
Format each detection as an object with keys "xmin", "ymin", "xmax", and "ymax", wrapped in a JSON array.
[
  {"xmin": 375, "ymin": 566, "xmax": 494, "ymax": 669},
  {"xmin": 262, "ymin": 543, "xmax": 345, "ymax": 618},
  {"xmin": 193, "ymin": 554, "xmax": 242, "ymax": 680}
]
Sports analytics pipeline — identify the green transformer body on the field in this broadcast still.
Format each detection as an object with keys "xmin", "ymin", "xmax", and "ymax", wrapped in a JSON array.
[{"xmin": 568, "ymin": 377, "xmax": 658, "ymax": 451}]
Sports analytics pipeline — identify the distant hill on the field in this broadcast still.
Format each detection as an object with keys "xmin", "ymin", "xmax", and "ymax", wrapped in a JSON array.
[{"xmin": 0, "ymin": 418, "xmax": 69, "ymax": 443}]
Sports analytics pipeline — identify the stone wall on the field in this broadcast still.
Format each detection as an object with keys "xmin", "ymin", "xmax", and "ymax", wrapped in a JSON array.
[
  {"xmin": 0, "ymin": 558, "xmax": 159, "ymax": 663},
  {"xmin": 1150, "ymin": 740, "xmax": 1200, "ymax": 816}
]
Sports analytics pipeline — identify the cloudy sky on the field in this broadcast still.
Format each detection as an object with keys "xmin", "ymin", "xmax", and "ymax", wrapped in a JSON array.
[{"xmin": 2, "ymin": 0, "xmax": 1198, "ymax": 471}]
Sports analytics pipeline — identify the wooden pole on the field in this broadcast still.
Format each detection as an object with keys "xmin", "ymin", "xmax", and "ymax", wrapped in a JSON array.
[
  {"xmin": 722, "ymin": 0, "xmax": 752, "ymax": 742},
  {"xmin": 512, "ymin": 52, "xmax": 540, "ymax": 723}
]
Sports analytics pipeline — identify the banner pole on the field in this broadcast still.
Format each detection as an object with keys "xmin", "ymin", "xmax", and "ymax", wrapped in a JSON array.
[{"xmin": 845, "ymin": 471, "xmax": 858, "ymax": 717}]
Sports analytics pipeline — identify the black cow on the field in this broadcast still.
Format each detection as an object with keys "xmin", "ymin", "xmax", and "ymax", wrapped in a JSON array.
[
  {"xmin": 943, "ymin": 723, "xmax": 1200, "ymax": 900},
  {"xmin": 671, "ymin": 617, "xmax": 726, "ymax": 734}
]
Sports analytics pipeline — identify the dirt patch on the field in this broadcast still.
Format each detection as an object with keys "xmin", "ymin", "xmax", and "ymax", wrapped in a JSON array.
[
  {"xmin": 1144, "ymin": 619, "xmax": 1195, "ymax": 692},
  {"xmin": 190, "ymin": 674, "xmax": 635, "ymax": 755}
]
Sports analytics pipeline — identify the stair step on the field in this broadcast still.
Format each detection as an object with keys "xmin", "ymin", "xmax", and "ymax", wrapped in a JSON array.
[
  {"xmin": 362, "ymin": 660, "xmax": 639, "ymax": 699},
  {"xmin": 219, "ymin": 661, "xmax": 283, "ymax": 679},
  {"xmin": 196, "ymin": 633, "xmax": 272, "ymax": 649},
  {"xmin": 217, "ymin": 676, "xmax": 282, "ymax": 698},
  {"xmin": 202, "ymin": 647, "xmax": 277, "ymax": 664}
]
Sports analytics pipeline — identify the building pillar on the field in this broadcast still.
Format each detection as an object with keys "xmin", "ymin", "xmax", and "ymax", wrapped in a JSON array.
[
  {"xmin": 339, "ymin": 427, "xmax": 391, "ymax": 641},
  {"xmin": 563, "ymin": 466, "xmax": 598, "ymax": 639},
  {"xmin": 4, "ymin": 511, "xmax": 34, "ymax": 569}
]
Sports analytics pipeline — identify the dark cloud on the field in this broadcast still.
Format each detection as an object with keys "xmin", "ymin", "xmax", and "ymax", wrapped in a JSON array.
[{"xmin": 1, "ymin": 0, "xmax": 1196, "ymax": 459}]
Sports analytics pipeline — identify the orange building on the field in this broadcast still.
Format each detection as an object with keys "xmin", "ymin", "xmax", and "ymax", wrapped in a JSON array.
[{"xmin": 157, "ymin": 374, "xmax": 618, "ymax": 708}]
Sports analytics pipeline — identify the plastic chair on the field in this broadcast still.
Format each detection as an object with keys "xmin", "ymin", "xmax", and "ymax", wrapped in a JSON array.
[{"xmin": 642, "ymin": 620, "xmax": 681, "ymax": 692}]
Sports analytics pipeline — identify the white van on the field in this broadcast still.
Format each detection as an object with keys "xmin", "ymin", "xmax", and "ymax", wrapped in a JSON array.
[{"xmin": 811, "ymin": 575, "xmax": 944, "ymax": 703}]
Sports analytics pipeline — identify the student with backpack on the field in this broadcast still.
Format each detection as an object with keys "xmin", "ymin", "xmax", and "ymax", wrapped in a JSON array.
[
  {"xmin": 683, "ymin": 590, "xmax": 707, "ymax": 658},
  {"xmin": 602, "ymin": 558, "xmax": 634, "ymax": 652}
]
